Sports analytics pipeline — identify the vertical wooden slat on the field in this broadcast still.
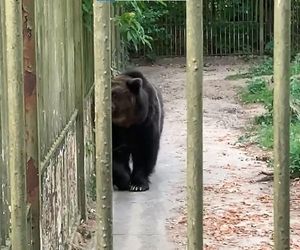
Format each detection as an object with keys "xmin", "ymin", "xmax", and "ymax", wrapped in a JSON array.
[
  {"xmin": 115, "ymin": 5, "xmax": 121, "ymax": 70},
  {"xmin": 175, "ymin": 20, "xmax": 178, "ymax": 56},
  {"xmin": 74, "ymin": 0, "xmax": 86, "ymax": 221},
  {"xmin": 111, "ymin": 4, "xmax": 116, "ymax": 70},
  {"xmin": 233, "ymin": 1, "xmax": 236, "ymax": 54},
  {"xmin": 251, "ymin": 0, "xmax": 255, "ymax": 54},
  {"xmin": 273, "ymin": 0, "xmax": 291, "ymax": 249},
  {"xmin": 64, "ymin": 0, "xmax": 70, "ymax": 118},
  {"xmin": 259, "ymin": 0, "xmax": 264, "ymax": 55},
  {"xmin": 3, "ymin": 0, "xmax": 27, "ymax": 248},
  {"xmin": 219, "ymin": 1, "xmax": 222, "ymax": 55},
  {"xmin": 210, "ymin": 2, "xmax": 213, "ymax": 55},
  {"xmin": 0, "ymin": 0, "xmax": 7, "ymax": 245},
  {"xmin": 0, "ymin": 121, "xmax": 3, "ymax": 246},
  {"xmin": 241, "ymin": 0, "xmax": 244, "ymax": 53},
  {"xmin": 0, "ymin": 139, "xmax": 3, "ymax": 246},
  {"xmin": 94, "ymin": 1, "xmax": 113, "ymax": 249},
  {"xmin": 224, "ymin": 2, "xmax": 227, "ymax": 55},
  {"xmin": 246, "ymin": 0, "xmax": 250, "ymax": 53},
  {"xmin": 228, "ymin": 1, "xmax": 232, "ymax": 54},
  {"xmin": 186, "ymin": 0, "xmax": 203, "ymax": 248},
  {"xmin": 34, "ymin": 6, "xmax": 44, "ymax": 248}
]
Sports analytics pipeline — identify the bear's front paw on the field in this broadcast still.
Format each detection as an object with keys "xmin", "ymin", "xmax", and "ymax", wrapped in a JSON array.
[{"xmin": 129, "ymin": 177, "xmax": 149, "ymax": 192}]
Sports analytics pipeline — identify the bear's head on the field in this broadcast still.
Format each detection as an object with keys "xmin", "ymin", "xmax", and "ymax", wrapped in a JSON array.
[{"xmin": 111, "ymin": 74, "xmax": 149, "ymax": 128}]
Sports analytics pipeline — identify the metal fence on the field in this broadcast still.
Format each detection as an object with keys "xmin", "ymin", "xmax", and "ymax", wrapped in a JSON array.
[{"xmin": 133, "ymin": 0, "xmax": 300, "ymax": 57}]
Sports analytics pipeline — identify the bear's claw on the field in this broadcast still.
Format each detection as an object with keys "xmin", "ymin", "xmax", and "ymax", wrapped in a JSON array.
[{"xmin": 129, "ymin": 184, "xmax": 149, "ymax": 192}]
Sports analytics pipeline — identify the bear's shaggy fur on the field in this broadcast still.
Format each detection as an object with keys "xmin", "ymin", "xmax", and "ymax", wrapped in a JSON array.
[{"xmin": 112, "ymin": 70, "xmax": 164, "ymax": 192}]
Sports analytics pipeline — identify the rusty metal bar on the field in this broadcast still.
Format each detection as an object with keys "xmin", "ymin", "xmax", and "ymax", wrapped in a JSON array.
[{"xmin": 22, "ymin": 0, "xmax": 41, "ymax": 248}]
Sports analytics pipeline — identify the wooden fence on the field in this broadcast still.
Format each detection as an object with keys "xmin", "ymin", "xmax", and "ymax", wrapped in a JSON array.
[
  {"xmin": 0, "ymin": 1, "xmax": 123, "ymax": 249},
  {"xmin": 133, "ymin": 0, "xmax": 300, "ymax": 58},
  {"xmin": 0, "ymin": 1, "xmax": 11, "ymax": 248}
]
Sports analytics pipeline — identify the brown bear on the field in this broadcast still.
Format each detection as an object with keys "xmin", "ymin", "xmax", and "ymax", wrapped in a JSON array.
[{"xmin": 112, "ymin": 70, "xmax": 164, "ymax": 192}]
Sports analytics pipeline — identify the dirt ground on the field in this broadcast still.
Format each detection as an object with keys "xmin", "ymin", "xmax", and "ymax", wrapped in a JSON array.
[
  {"xmin": 149, "ymin": 57, "xmax": 300, "ymax": 249},
  {"xmin": 74, "ymin": 57, "xmax": 300, "ymax": 250}
]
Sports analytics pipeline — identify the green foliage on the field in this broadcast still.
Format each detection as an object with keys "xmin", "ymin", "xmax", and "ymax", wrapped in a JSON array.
[
  {"xmin": 256, "ymin": 124, "xmax": 273, "ymax": 149},
  {"xmin": 264, "ymin": 40, "xmax": 274, "ymax": 56},
  {"xmin": 239, "ymin": 77, "xmax": 273, "ymax": 107},
  {"xmin": 88, "ymin": 171, "xmax": 96, "ymax": 201},
  {"xmin": 251, "ymin": 123, "xmax": 300, "ymax": 176},
  {"xmin": 226, "ymin": 57, "xmax": 274, "ymax": 81},
  {"xmin": 291, "ymin": 53, "xmax": 300, "ymax": 75},
  {"xmin": 239, "ymin": 55, "xmax": 300, "ymax": 176},
  {"xmin": 290, "ymin": 124, "xmax": 300, "ymax": 175},
  {"xmin": 82, "ymin": 0, "xmax": 93, "ymax": 32},
  {"xmin": 249, "ymin": 57, "xmax": 274, "ymax": 76},
  {"xmin": 114, "ymin": 12, "xmax": 153, "ymax": 51},
  {"xmin": 114, "ymin": 1, "xmax": 168, "ymax": 55}
]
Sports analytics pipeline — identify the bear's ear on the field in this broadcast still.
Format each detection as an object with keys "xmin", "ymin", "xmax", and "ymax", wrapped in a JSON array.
[{"xmin": 126, "ymin": 78, "xmax": 143, "ymax": 94}]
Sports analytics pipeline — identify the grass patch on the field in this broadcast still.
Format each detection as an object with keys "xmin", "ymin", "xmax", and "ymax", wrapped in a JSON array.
[
  {"xmin": 226, "ymin": 57, "xmax": 273, "ymax": 81},
  {"xmin": 239, "ymin": 54, "xmax": 300, "ymax": 176},
  {"xmin": 248, "ymin": 57, "xmax": 273, "ymax": 76},
  {"xmin": 239, "ymin": 77, "xmax": 273, "ymax": 105},
  {"xmin": 254, "ymin": 123, "xmax": 300, "ymax": 176}
]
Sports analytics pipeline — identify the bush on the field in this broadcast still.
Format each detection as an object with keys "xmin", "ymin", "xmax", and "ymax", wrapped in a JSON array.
[{"xmin": 240, "ymin": 55, "xmax": 300, "ymax": 176}]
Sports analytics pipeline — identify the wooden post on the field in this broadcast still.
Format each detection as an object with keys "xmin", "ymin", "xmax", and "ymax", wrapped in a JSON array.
[
  {"xmin": 115, "ymin": 5, "xmax": 122, "ymax": 70},
  {"xmin": 22, "ymin": 0, "xmax": 41, "ymax": 248},
  {"xmin": 3, "ymin": 0, "xmax": 27, "ymax": 249},
  {"xmin": 186, "ymin": 0, "xmax": 203, "ymax": 249},
  {"xmin": 93, "ymin": 1, "xmax": 113, "ymax": 249},
  {"xmin": 273, "ymin": 0, "xmax": 291, "ymax": 249},
  {"xmin": 0, "ymin": 120, "xmax": 3, "ymax": 245},
  {"xmin": 74, "ymin": 0, "xmax": 87, "ymax": 221},
  {"xmin": 0, "ymin": 2, "xmax": 9, "ymax": 244},
  {"xmin": 0, "ymin": 1, "xmax": 5, "ymax": 244},
  {"xmin": 111, "ymin": 4, "xmax": 116, "ymax": 71},
  {"xmin": 259, "ymin": 0, "xmax": 264, "ymax": 55}
]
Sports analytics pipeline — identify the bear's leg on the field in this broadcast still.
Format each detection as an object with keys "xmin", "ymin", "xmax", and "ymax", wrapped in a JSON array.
[
  {"xmin": 113, "ymin": 150, "xmax": 131, "ymax": 191},
  {"xmin": 130, "ymin": 132, "xmax": 160, "ymax": 192}
]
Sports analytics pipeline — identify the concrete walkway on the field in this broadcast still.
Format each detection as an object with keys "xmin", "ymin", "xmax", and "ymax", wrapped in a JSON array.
[
  {"xmin": 88, "ymin": 64, "xmax": 186, "ymax": 250},
  {"xmin": 112, "ymin": 144, "xmax": 182, "ymax": 250},
  {"xmin": 111, "ymin": 65, "xmax": 186, "ymax": 250}
]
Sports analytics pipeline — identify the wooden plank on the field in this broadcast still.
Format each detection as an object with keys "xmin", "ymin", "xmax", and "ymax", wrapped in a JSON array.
[
  {"xmin": 3, "ymin": 0, "xmax": 27, "ymax": 248},
  {"xmin": 0, "ymin": 1, "xmax": 7, "ymax": 244},
  {"xmin": 74, "ymin": 0, "xmax": 86, "ymax": 221},
  {"xmin": 259, "ymin": 0, "xmax": 264, "ymax": 55}
]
